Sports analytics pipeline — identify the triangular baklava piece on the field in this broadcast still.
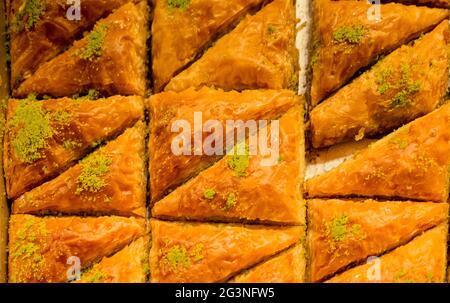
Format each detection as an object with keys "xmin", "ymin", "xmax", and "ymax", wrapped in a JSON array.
[
  {"xmin": 8, "ymin": 214, "xmax": 145, "ymax": 283},
  {"xmin": 12, "ymin": 122, "xmax": 147, "ymax": 217},
  {"xmin": 311, "ymin": 0, "xmax": 449, "ymax": 105},
  {"xmin": 77, "ymin": 236, "xmax": 148, "ymax": 283},
  {"xmin": 8, "ymin": 0, "xmax": 137, "ymax": 89},
  {"xmin": 311, "ymin": 20, "xmax": 449, "ymax": 148},
  {"xmin": 149, "ymin": 219, "xmax": 302, "ymax": 282},
  {"xmin": 165, "ymin": 0, "xmax": 297, "ymax": 92},
  {"xmin": 327, "ymin": 224, "xmax": 448, "ymax": 283},
  {"xmin": 308, "ymin": 199, "xmax": 448, "ymax": 282},
  {"xmin": 149, "ymin": 87, "xmax": 299, "ymax": 202},
  {"xmin": 231, "ymin": 244, "xmax": 306, "ymax": 283},
  {"xmin": 152, "ymin": 105, "xmax": 305, "ymax": 225},
  {"xmin": 4, "ymin": 95, "xmax": 144, "ymax": 199},
  {"xmin": 306, "ymin": 103, "xmax": 450, "ymax": 202},
  {"xmin": 152, "ymin": 0, "xmax": 267, "ymax": 92},
  {"xmin": 14, "ymin": 2, "xmax": 149, "ymax": 98}
]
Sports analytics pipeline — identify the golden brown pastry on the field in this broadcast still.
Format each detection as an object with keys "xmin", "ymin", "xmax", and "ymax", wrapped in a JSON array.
[
  {"xmin": 77, "ymin": 237, "xmax": 148, "ymax": 283},
  {"xmin": 4, "ymin": 95, "xmax": 144, "ymax": 199},
  {"xmin": 8, "ymin": 0, "xmax": 137, "ymax": 89},
  {"xmin": 327, "ymin": 224, "xmax": 448, "ymax": 283},
  {"xmin": 152, "ymin": 105, "xmax": 305, "ymax": 225},
  {"xmin": 149, "ymin": 87, "xmax": 298, "ymax": 202},
  {"xmin": 12, "ymin": 122, "xmax": 146, "ymax": 217},
  {"xmin": 311, "ymin": 0, "xmax": 449, "ymax": 105},
  {"xmin": 165, "ymin": 0, "xmax": 297, "ymax": 92},
  {"xmin": 152, "ymin": 0, "xmax": 266, "ymax": 92},
  {"xmin": 149, "ymin": 219, "xmax": 302, "ymax": 283},
  {"xmin": 14, "ymin": 2, "xmax": 149, "ymax": 98},
  {"xmin": 8, "ymin": 214, "xmax": 145, "ymax": 283},
  {"xmin": 311, "ymin": 21, "xmax": 449, "ymax": 148},
  {"xmin": 231, "ymin": 244, "xmax": 306, "ymax": 283},
  {"xmin": 308, "ymin": 199, "xmax": 448, "ymax": 282},
  {"xmin": 306, "ymin": 103, "xmax": 450, "ymax": 202}
]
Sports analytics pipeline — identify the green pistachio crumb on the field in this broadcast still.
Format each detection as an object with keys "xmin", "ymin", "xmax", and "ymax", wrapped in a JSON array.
[
  {"xmin": 62, "ymin": 140, "xmax": 82, "ymax": 150},
  {"xmin": 332, "ymin": 25, "xmax": 367, "ymax": 44},
  {"xmin": 224, "ymin": 193, "xmax": 237, "ymax": 211},
  {"xmin": 76, "ymin": 153, "xmax": 112, "ymax": 195},
  {"xmin": 190, "ymin": 244, "xmax": 204, "ymax": 262},
  {"xmin": 203, "ymin": 189, "xmax": 216, "ymax": 200},
  {"xmin": 227, "ymin": 142, "xmax": 250, "ymax": 177},
  {"xmin": 167, "ymin": 0, "xmax": 191, "ymax": 10},
  {"xmin": 78, "ymin": 24, "xmax": 108, "ymax": 61},
  {"xmin": 164, "ymin": 245, "xmax": 190, "ymax": 270},
  {"xmin": 310, "ymin": 38, "xmax": 321, "ymax": 66},
  {"xmin": 51, "ymin": 110, "xmax": 71, "ymax": 123},
  {"xmin": 327, "ymin": 215, "xmax": 349, "ymax": 242},
  {"xmin": 375, "ymin": 63, "xmax": 421, "ymax": 109},
  {"xmin": 389, "ymin": 81, "xmax": 420, "ymax": 109},
  {"xmin": 10, "ymin": 217, "xmax": 48, "ymax": 282},
  {"xmin": 12, "ymin": 0, "xmax": 46, "ymax": 33},
  {"xmin": 325, "ymin": 215, "xmax": 367, "ymax": 253},
  {"xmin": 85, "ymin": 89, "xmax": 100, "ymax": 100},
  {"xmin": 375, "ymin": 68, "xmax": 392, "ymax": 95},
  {"xmin": 8, "ymin": 98, "xmax": 53, "ymax": 163},
  {"xmin": 83, "ymin": 266, "xmax": 109, "ymax": 283}
]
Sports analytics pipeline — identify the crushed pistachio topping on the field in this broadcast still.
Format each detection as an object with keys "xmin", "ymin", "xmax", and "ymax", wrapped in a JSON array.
[
  {"xmin": 163, "ymin": 245, "xmax": 191, "ymax": 271},
  {"xmin": 224, "ymin": 193, "xmax": 237, "ymax": 211},
  {"xmin": 332, "ymin": 25, "xmax": 367, "ymax": 44},
  {"xmin": 327, "ymin": 215, "xmax": 349, "ymax": 242},
  {"xmin": 82, "ymin": 266, "xmax": 109, "ymax": 283},
  {"xmin": 190, "ymin": 244, "xmax": 204, "ymax": 262},
  {"xmin": 51, "ymin": 110, "xmax": 71, "ymax": 123},
  {"xmin": 75, "ymin": 89, "xmax": 100, "ymax": 101},
  {"xmin": 277, "ymin": 155, "xmax": 284, "ymax": 163},
  {"xmin": 160, "ymin": 241, "xmax": 205, "ymax": 272},
  {"xmin": 10, "ymin": 217, "xmax": 48, "ymax": 282},
  {"xmin": 76, "ymin": 153, "xmax": 112, "ymax": 195},
  {"xmin": 375, "ymin": 63, "xmax": 421, "ymax": 109},
  {"xmin": 288, "ymin": 73, "xmax": 299, "ymax": 91},
  {"xmin": 91, "ymin": 140, "xmax": 102, "ymax": 148},
  {"xmin": 85, "ymin": 89, "xmax": 100, "ymax": 100},
  {"xmin": 78, "ymin": 24, "xmax": 108, "ymax": 61},
  {"xmin": 8, "ymin": 97, "xmax": 53, "ymax": 163},
  {"xmin": 227, "ymin": 142, "xmax": 250, "ymax": 177},
  {"xmin": 167, "ymin": 0, "xmax": 191, "ymax": 10},
  {"xmin": 310, "ymin": 38, "xmax": 321, "ymax": 66},
  {"xmin": 62, "ymin": 140, "xmax": 82, "ymax": 150},
  {"xmin": 375, "ymin": 68, "xmax": 393, "ymax": 95},
  {"xmin": 203, "ymin": 189, "xmax": 216, "ymax": 200},
  {"xmin": 164, "ymin": 245, "xmax": 190, "ymax": 270},
  {"xmin": 142, "ymin": 262, "xmax": 150, "ymax": 276},
  {"xmin": 324, "ymin": 215, "xmax": 366, "ymax": 254},
  {"xmin": 12, "ymin": 0, "xmax": 46, "ymax": 33}
]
